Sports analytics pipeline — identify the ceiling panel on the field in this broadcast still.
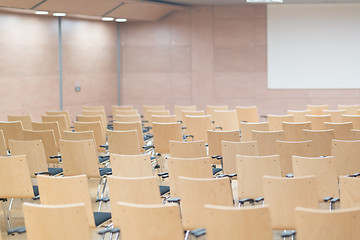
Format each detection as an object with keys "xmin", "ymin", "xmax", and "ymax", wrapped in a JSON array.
[{"xmin": 0, "ymin": 0, "xmax": 45, "ymax": 9}]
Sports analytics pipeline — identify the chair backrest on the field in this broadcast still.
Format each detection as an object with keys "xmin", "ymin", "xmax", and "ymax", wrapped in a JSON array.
[
  {"xmin": 62, "ymin": 130, "xmax": 95, "ymax": 141},
  {"xmin": 340, "ymin": 176, "xmax": 360, "ymax": 208},
  {"xmin": 205, "ymin": 205, "xmax": 273, "ymax": 240},
  {"xmin": 184, "ymin": 115, "xmax": 212, "ymax": 142},
  {"xmin": 343, "ymin": 115, "xmax": 360, "ymax": 129},
  {"xmin": 287, "ymin": 110, "xmax": 311, "ymax": 122},
  {"xmin": 239, "ymin": 122, "xmax": 269, "ymax": 142},
  {"xmin": 82, "ymin": 105, "xmax": 105, "ymax": 111},
  {"xmin": 77, "ymin": 115, "xmax": 106, "ymax": 133},
  {"xmin": 74, "ymin": 121, "xmax": 106, "ymax": 152},
  {"xmin": 8, "ymin": 115, "xmax": 32, "ymax": 130},
  {"xmin": 110, "ymin": 153, "xmax": 153, "ymax": 177},
  {"xmin": 32, "ymin": 121, "xmax": 61, "ymax": 150},
  {"xmin": 147, "ymin": 110, "xmax": 171, "ymax": 125},
  {"xmin": 115, "ymin": 109, "xmax": 138, "ymax": 116},
  {"xmin": 252, "ymin": 130, "xmax": 284, "ymax": 156},
  {"xmin": 351, "ymin": 129, "xmax": 360, "ymax": 140},
  {"xmin": 282, "ymin": 122, "xmax": 311, "ymax": 141},
  {"xmin": 112, "ymin": 105, "xmax": 133, "ymax": 117},
  {"xmin": 23, "ymin": 129, "xmax": 58, "ymax": 163},
  {"xmin": 0, "ymin": 155, "xmax": 34, "ymax": 199},
  {"xmin": 302, "ymin": 129, "xmax": 335, "ymax": 156},
  {"xmin": 206, "ymin": 105, "xmax": 229, "ymax": 120},
  {"xmin": 0, "ymin": 130, "xmax": 7, "ymax": 156},
  {"xmin": 0, "ymin": 121, "xmax": 24, "ymax": 150},
  {"xmin": 237, "ymin": 155, "xmax": 281, "ymax": 199},
  {"xmin": 108, "ymin": 176, "xmax": 161, "ymax": 205},
  {"xmin": 332, "ymin": 140, "xmax": 360, "ymax": 176},
  {"xmin": 112, "ymin": 202, "xmax": 184, "ymax": 240},
  {"xmin": 268, "ymin": 114, "xmax": 294, "ymax": 131},
  {"xmin": 212, "ymin": 110, "xmax": 239, "ymax": 131},
  {"xmin": 151, "ymin": 115, "xmax": 177, "ymax": 125},
  {"xmin": 143, "ymin": 105, "xmax": 165, "ymax": 122},
  {"xmin": 169, "ymin": 140, "xmax": 207, "ymax": 158},
  {"xmin": 322, "ymin": 109, "xmax": 346, "ymax": 123},
  {"xmin": 295, "ymin": 206, "xmax": 360, "ymax": 240},
  {"xmin": 113, "ymin": 114, "xmax": 141, "ymax": 123},
  {"xmin": 177, "ymin": 176, "xmax": 234, "ymax": 230},
  {"xmin": 276, "ymin": 140, "xmax": 313, "ymax": 176},
  {"xmin": 306, "ymin": 104, "xmax": 329, "ymax": 115},
  {"xmin": 221, "ymin": 140, "xmax": 259, "ymax": 174},
  {"xmin": 24, "ymin": 203, "xmax": 91, "ymax": 240},
  {"xmin": 107, "ymin": 130, "xmax": 141, "ymax": 155},
  {"xmin": 81, "ymin": 109, "xmax": 106, "ymax": 124},
  {"xmin": 324, "ymin": 122, "xmax": 353, "ymax": 140},
  {"xmin": 168, "ymin": 157, "xmax": 213, "ymax": 198},
  {"xmin": 181, "ymin": 110, "xmax": 205, "ymax": 127},
  {"xmin": 263, "ymin": 175, "xmax": 318, "ymax": 230},
  {"xmin": 235, "ymin": 106, "xmax": 259, "ymax": 124},
  {"xmin": 45, "ymin": 110, "xmax": 71, "ymax": 129},
  {"xmin": 152, "ymin": 122, "xmax": 182, "ymax": 154},
  {"xmin": 207, "ymin": 130, "xmax": 240, "ymax": 157},
  {"xmin": 305, "ymin": 114, "xmax": 332, "ymax": 130},
  {"xmin": 113, "ymin": 121, "xmax": 144, "ymax": 151},
  {"xmin": 293, "ymin": 156, "xmax": 338, "ymax": 201},
  {"xmin": 9, "ymin": 140, "xmax": 48, "ymax": 178},
  {"xmin": 42, "ymin": 115, "xmax": 69, "ymax": 133},
  {"xmin": 37, "ymin": 175, "xmax": 95, "ymax": 227},
  {"xmin": 338, "ymin": 104, "xmax": 360, "ymax": 115},
  {"xmin": 174, "ymin": 105, "xmax": 197, "ymax": 121},
  {"xmin": 59, "ymin": 139, "xmax": 100, "ymax": 178}
]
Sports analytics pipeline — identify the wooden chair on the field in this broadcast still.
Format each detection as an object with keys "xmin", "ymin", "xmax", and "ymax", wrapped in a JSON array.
[
  {"xmin": 306, "ymin": 114, "xmax": 332, "ymax": 130},
  {"xmin": 107, "ymin": 130, "xmax": 141, "ymax": 155},
  {"xmin": 237, "ymin": 155, "xmax": 281, "ymax": 202},
  {"xmin": 169, "ymin": 140, "xmax": 207, "ymax": 158},
  {"xmin": 252, "ymin": 130, "xmax": 284, "ymax": 156},
  {"xmin": 221, "ymin": 140, "xmax": 258, "ymax": 174},
  {"xmin": 0, "ymin": 121, "xmax": 24, "ymax": 150},
  {"xmin": 115, "ymin": 109, "xmax": 138, "ymax": 116},
  {"xmin": 262, "ymin": 176, "xmax": 318, "ymax": 230},
  {"xmin": 235, "ymin": 106, "xmax": 259, "ymax": 124},
  {"xmin": 0, "ymin": 130, "xmax": 7, "ymax": 156},
  {"xmin": 206, "ymin": 105, "xmax": 229, "ymax": 120},
  {"xmin": 113, "ymin": 121, "xmax": 145, "ymax": 151},
  {"xmin": 338, "ymin": 104, "xmax": 360, "ymax": 115},
  {"xmin": 151, "ymin": 115, "xmax": 177, "ymax": 124},
  {"xmin": 152, "ymin": 122, "xmax": 182, "ymax": 154},
  {"xmin": 307, "ymin": 104, "xmax": 329, "ymax": 115},
  {"xmin": 339, "ymin": 176, "xmax": 360, "ymax": 208},
  {"xmin": 267, "ymin": 114, "xmax": 294, "ymax": 131},
  {"xmin": 342, "ymin": 115, "xmax": 360, "ymax": 129},
  {"xmin": 112, "ymin": 202, "xmax": 183, "ymax": 240},
  {"xmin": 205, "ymin": 205, "xmax": 273, "ymax": 240},
  {"xmin": 32, "ymin": 121, "xmax": 61, "ymax": 150},
  {"xmin": 113, "ymin": 114, "xmax": 141, "ymax": 123},
  {"xmin": 82, "ymin": 105, "xmax": 105, "ymax": 111},
  {"xmin": 322, "ymin": 109, "xmax": 346, "ymax": 123},
  {"xmin": 45, "ymin": 110, "xmax": 71, "ymax": 129},
  {"xmin": 74, "ymin": 121, "xmax": 106, "ymax": 152},
  {"xmin": 42, "ymin": 115, "xmax": 70, "ymax": 133},
  {"xmin": 239, "ymin": 122, "xmax": 269, "ymax": 142},
  {"xmin": 177, "ymin": 176, "xmax": 234, "ymax": 231},
  {"xmin": 208, "ymin": 130, "xmax": 240, "ymax": 164},
  {"xmin": 287, "ymin": 110, "xmax": 311, "ymax": 122},
  {"xmin": 324, "ymin": 122, "xmax": 353, "ymax": 140},
  {"xmin": 276, "ymin": 140, "xmax": 313, "ymax": 176},
  {"xmin": 8, "ymin": 115, "xmax": 32, "ymax": 130},
  {"xmin": 332, "ymin": 140, "xmax": 360, "ymax": 176},
  {"xmin": 23, "ymin": 202, "xmax": 91, "ymax": 240},
  {"xmin": 351, "ymin": 129, "xmax": 360, "ymax": 140},
  {"xmin": 293, "ymin": 156, "xmax": 339, "ymax": 201},
  {"xmin": 212, "ymin": 110, "xmax": 239, "ymax": 131},
  {"xmin": 181, "ymin": 110, "xmax": 205, "ymax": 127},
  {"xmin": 112, "ymin": 105, "xmax": 133, "ymax": 117},
  {"xmin": 184, "ymin": 115, "xmax": 212, "ymax": 142},
  {"xmin": 147, "ymin": 110, "xmax": 171, "ymax": 125},
  {"xmin": 142, "ymin": 105, "xmax": 165, "ymax": 124},
  {"xmin": 77, "ymin": 115, "xmax": 106, "ymax": 133},
  {"xmin": 62, "ymin": 130, "xmax": 95, "ymax": 141},
  {"xmin": 81, "ymin": 109, "xmax": 106, "ymax": 124},
  {"xmin": 174, "ymin": 105, "xmax": 197, "ymax": 122},
  {"xmin": 302, "ymin": 129, "xmax": 335, "ymax": 156},
  {"xmin": 282, "ymin": 122, "xmax": 311, "ymax": 141},
  {"xmin": 295, "ymin": 206, "xmax": 360, "ymax": 240}
]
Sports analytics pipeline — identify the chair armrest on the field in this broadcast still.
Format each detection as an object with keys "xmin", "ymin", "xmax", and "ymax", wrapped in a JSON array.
[
  {"xmin": 281, "ymin": 231, "xmax": 296, "ymax": 238},
  {"xmin": 96, "ymin": 197, "xmax": 110, "ymax": 203},
  {"xmin": 158, "ymin": 172, "xmax": 169, "ymax": 179},
  {"xmin": 330, "ymin": 198, "xmax": 340, "ymax": 203},
  {"xmin": 239, "ymin": 198, "xmax": 255, "ymax": 205},
  {"xmin": 323, "ymin": 197, "xmax": 333, "ymax": 202},
  {"xmin": 211, "ymin": 155, "xmax": 222, "ymax": 160},
  {"xmin": 99, "ymin": 155, "xmax": 110, "ymax": 159},
  {"xmin": 229, "ymin": 173, "xmax": 237, "ymax": 178},
  {"xmin": 7, "ymin": 227, "xmax": 26, "ymax": 235},
  {"xmin": 190, "ymin": 228, "xmax": 206, "ymax": 237},
  {"xmin": 34, "ymin": 171, "xmax": 52, "ymax": 176},
  {"xmin": 183, "ymin": 135, "xmax": 194, "ymax": 140},
  {"xmin": 143, "ymin": 145, "xmax": 155, "ymax": 150},
  {"xmin": 168, "ymin": 197, "xmax": 181, "ymax": 203},
  {"xmin": 49, "ymin": 155, "xmax": 61, "ymax": 159},
  {"xmin": 100, "ymin": 144, "xmax": 108, "ymax": 148},
  {"xmin": 98, "ymin": 228, "xmax": 120, "ymax": 235},
  {"xmin": 144, "ymin": 134, "xmax": 153, "ymax": 138},
  {"xmin": 254, "ymin": 197, "xmax": 264, "ymax": 203},
  {"xmin": 215, "ymin": 127, "xmax": 223, "ymax": 130}
]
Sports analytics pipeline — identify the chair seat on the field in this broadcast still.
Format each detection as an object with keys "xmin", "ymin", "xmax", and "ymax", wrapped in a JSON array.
[
  {"xmin": 159, "ymin": 185, "xmax": 170, "ymax": 195},
  {"xmin": 99, "ymin": 168, "xmax": 112, "ymax": 177},
  {"xmin": 212, "ymin": 168, "xmax": 222, "ymax": 175},
  {"xmin": 48, "ymin": 167, "xmax": 63, "ymax": 176},
  {"xmin": 93, "ymin": 212, "xmax": 111, "ymax": 227}
]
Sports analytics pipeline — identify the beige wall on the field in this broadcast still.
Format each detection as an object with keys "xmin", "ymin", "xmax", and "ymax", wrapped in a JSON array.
[
  {"xmin": 0, "ymin": 11, "xmax": 117, "ymax": 121},
  {"xmin": 120, "ymin": 5, "xmax": 360, "ymax": 115}
]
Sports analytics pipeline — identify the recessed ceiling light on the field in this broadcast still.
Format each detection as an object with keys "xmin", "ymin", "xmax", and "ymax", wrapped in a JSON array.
[
  {"xmin": 102, "ymin": 17, "xmax": 114, "ymax": 22},
  {"xmin": 53, "ymin": 13, "xmax": 66, "ymax": 17},
  {"xmin": 115, "ymin": 18, "xmax": 127, "ymax": 23},
  {"xmin": 35, "ymin": 11, "xmax": 49, "ymax": 15}
]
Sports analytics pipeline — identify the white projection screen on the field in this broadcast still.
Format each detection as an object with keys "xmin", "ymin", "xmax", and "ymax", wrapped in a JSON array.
[{"xmin": 267, "ymin": 4, "xmax": 360, "ymax": 89}]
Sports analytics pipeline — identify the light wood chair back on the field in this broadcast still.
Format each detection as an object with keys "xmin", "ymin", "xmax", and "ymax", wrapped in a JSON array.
[
  {"xmin": 151, "ymin": 115, "xmax": 176, "ymax": 124},
  {"xmin": 59, "ymin": 139, "xmax": 100, "ymax": 178},
  {"xmin": 37, "ymin": 175, "xmax": 95, "ymax": 227},
  {"xmin": 81, "ymin": 109, "xmax": 106, "ymax": 124},
  {"xmin": 282, "ymin": 122, "xmax": 311, "ymax": 141},
  {"xmin": 168, "ymin": 157, "xmax": 213, "ymax": 197},
  {"xmin": 240, "ymin": 122, "xmax": 269, "ymax": 142},
  {"xmin": 205, "ymin": 205, "xmax": 273, "ymax": 240},
  {"xmin": 82, "ymin": 105, "xmax": 105, "ymax": 111},
  {"xmin": 174, "ymin": 105, "xmax": 197, "ymax": 121},
  {"xmin": 340, "ymin": 176, "xmax": 360, "ymax": 208},
  {"xmin": 113, "ymin": 114, "xmax": 141, "ymax": 123},
  {"xmin": 115, "ymin": 109, "xmax": 138, "ymax": 116},
  {"xmin": 324, "ymin": 122, "xmax": 353, "ymax": 140},
  {"xmin": 0, "ymin": 121, "xmax": 24, "ymax": 150},
  {"xmin": 252, "ymin": 130, "xmax": 284, "ymax": 156},
  {"xmin": 23, "ymin": 130, "xmax": 58, "ymax": 163},
  {"xmin": 148, "ymin": 110, "xmax": 171, "ymax": 125},
  {"xmin": 237, "ymin": 155, "xmax": 281, "ymax": 199},
  {"xmin": 302, "ymin": 129, "xmax": 335, "ymax": 156},
  {"xmin": 112, "ymin": 105, "xmax": 133, "ymax": 117},
  {"xmin": 112, "ymin": 202, "xmax": 184, "ymax": 240},
  {"xmin": 263, "ymin": 175, "xmax": 318, "ymax": 230},
  {"xmin": 306, "ymin": 114, "xmax": 332, "ymax": 130},
  {"xmin": 42, "ymin": 115, "xmax": 69, "ymax": 133},
  {"xmin": 338, "ymin": 104, "xmax": 360, "ymax": 115},
  {"xmin": 77, "ymin": 115, "xmax": 106, "ymax": 133},
  {"xmin": 45, "ymin": 110, "xmax": 71, "ymax": 129},
  {"xmin": 184, "ymin": 115, "xmax": 212, "ymax": 142},
  {"xmin": 307, "ymin": 104, "xmax": 329, "ymax": 115},
  {"xmin": 206, "ymin": 105, "xmax": 229, "ymax": 120},
  {"xmin": 235, "ymin": 106, "xmax": 259, "ymax": 124},
  {"xmin": 142, "ymin": 105, "xmax": 165, "ymax": 123},
  {"xmin": 113, "ymin": 121, "xmax": 144, "ymax": 151},
  {"xmin": 293, "ymin": 156, "xmax": 338, "ymax": 201},
  {"xmin": 177, "ymin": 176, "xmax": 234, "ymax": 230},
  {"xmin": 287, "ymin": 110, "xmax": 311, "ymax": 122},
  {"xmin": 32, "ymin": 121, "xmax": 61, "ymax": 150},
  {"xmin": 212, "ymin": 110, "xmax": 239, "ymax": 131},
  {"xmin": 62, "ymin": 130, "xmax": 95, "ymax": 141},
  {"xmin": 181, "ymin": 110, "xmax": 205, "ymax": 127},
  {"xmin": 207, "ymin": 130, "xmax": 240, "ymax": 160},
  {"xmin": 152, "ymin": 122, "xmax": 182, "ymax": 154},
  {"xmin": 332, "ymin": 140, "xmax": 360, "ymax": 176},
  {"xmin": 222, "ymin": 140, "xmax": 259, "ymax": 174},
  {"xmin": 74, "ymin": 121, "xmax": 106, "ymax": 152},
  {"xmin": 107, "ymin": 130, "xmax": 141, "ymax": 155},
  {"xmin": 8, "ymin": 115, "xmax": 32, "ymax": 130},
  {"xmin": 9, "ymin": 140, "xmax": 48, "ymax": 178},
  {"xmin": 351, "ymin": 129, "xmax": 360, "ymax": 140},
  {"xmin": 322, "ymin": 109, "xmax": 346, "ymax": 123},
  {"xmin": 169, "ymin": 140, "xmax": 207, "ymax": 158},
  {"xmin": 110, "ymin": 153, "xmax": 153, "ymax": 177},
  {"xmin": 23, "ymin": 202, "xmax": 91, "ymax": 240},
  {"xmin": 276, "ymin": 140, "xmax": 313, "ymax": 176},
  {"xmin": 0, "ymin": 130, "xmax": 8, "ymax": 156},
  {"xmin": 268, "ymin": 114, "xmax": 294, "ymax": 131},
  {"xmin": 343, "ymin": 114, "xmax": 360, "ymax": 129}
]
